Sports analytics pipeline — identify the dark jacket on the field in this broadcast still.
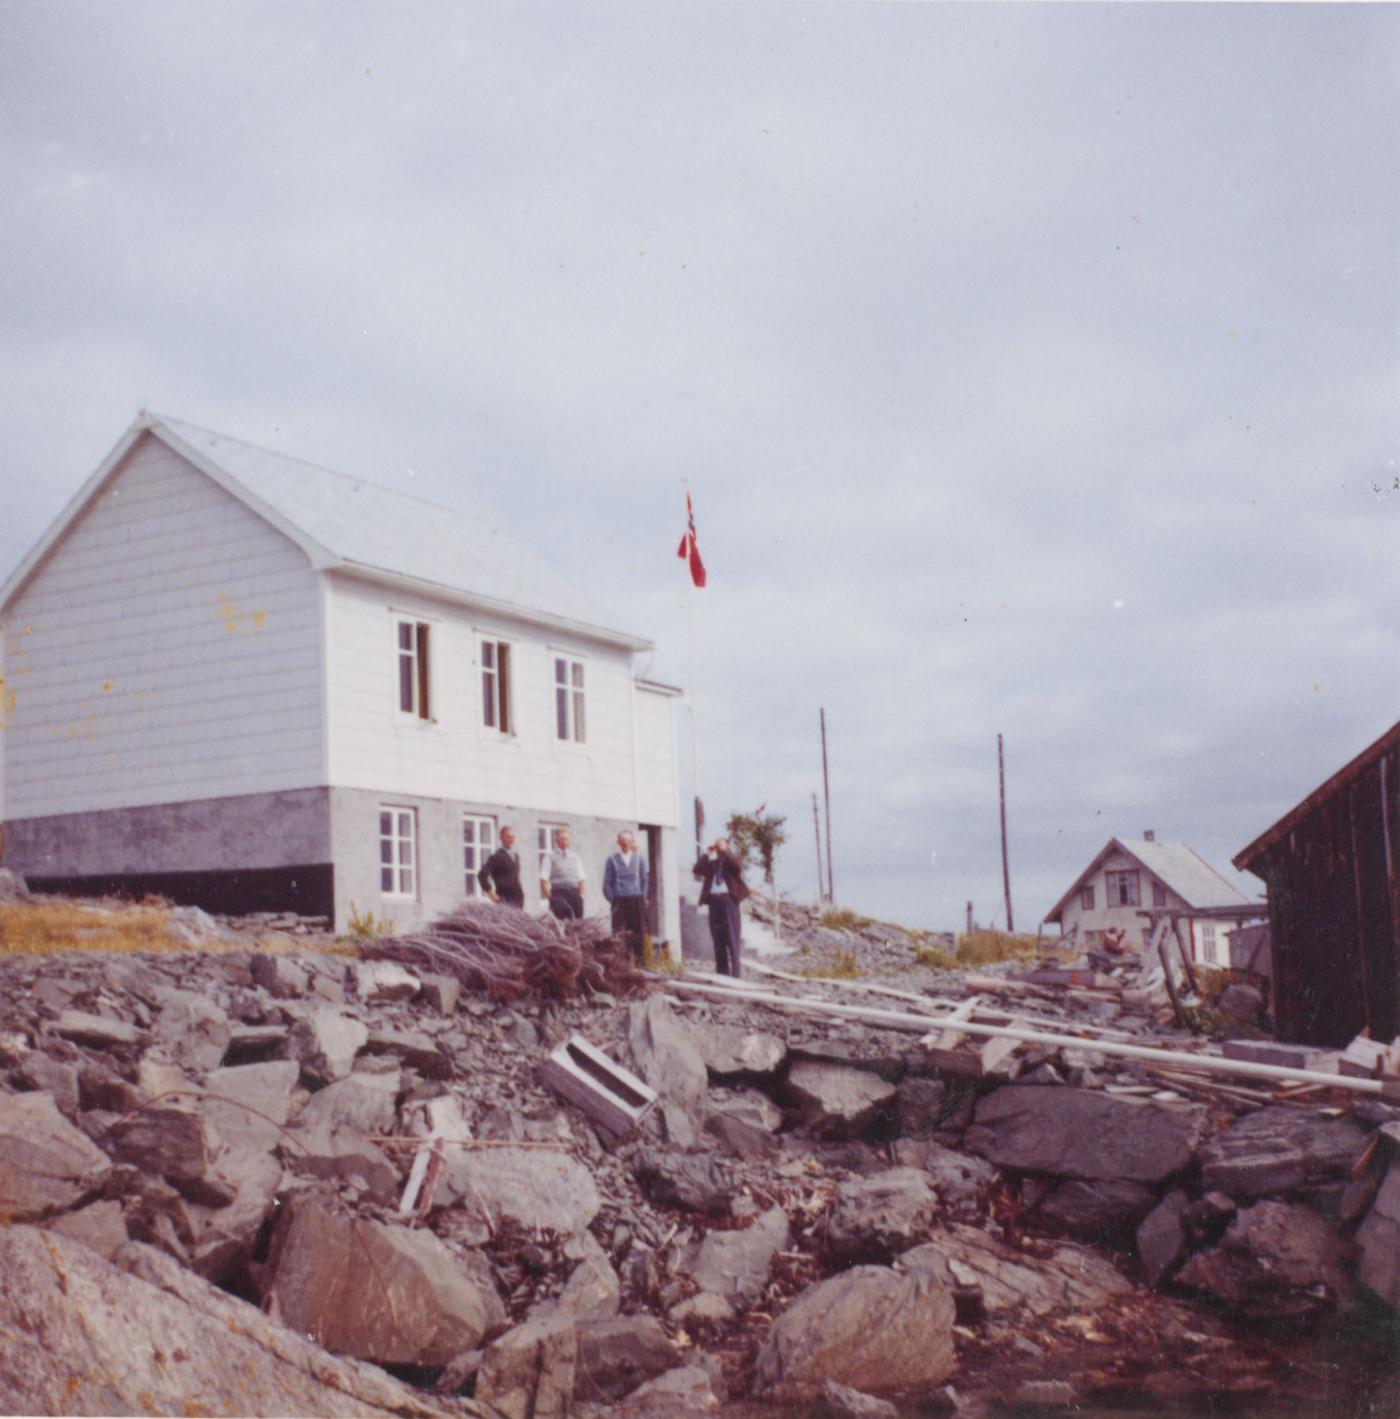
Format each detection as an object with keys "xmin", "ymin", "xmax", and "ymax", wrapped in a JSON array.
[
  {"xmin": 477, "ymin": 846, "xmax": 525, "ymax": 906},
  {"xmin": 693, "ymin": 849, "xmax": 750, "ymax": 906}
]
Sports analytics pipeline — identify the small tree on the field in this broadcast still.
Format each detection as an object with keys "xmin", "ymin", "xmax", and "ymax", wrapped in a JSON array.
[{"xmin": 727, "ymin": 811, "xmax": 788, "ymax": 892}]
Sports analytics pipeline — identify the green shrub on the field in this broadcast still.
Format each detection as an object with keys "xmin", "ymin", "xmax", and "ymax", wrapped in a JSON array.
[
  {"xmin": 913, "ymin": 942, "xmax": 958, "ymax": 970},
  {"xmin": 345, "ymin": 902, "xmax": 392, "ymax": 941}
]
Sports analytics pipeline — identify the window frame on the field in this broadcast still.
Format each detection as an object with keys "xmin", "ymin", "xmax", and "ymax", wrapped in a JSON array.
[
  {"xmin": 1080, "ymin": 885, "xmax": 1095, "ymax": 911},
  {"xmin": 479, "ymin": 636, "xmax": 514, "ymax": 736},
  {"xmin": 379, "ymin": 806, "xmax": 418, "ymax": 898},
  {"xmin": 462, "ymin": 813, "xmax": 498, "ymax": 897},
  {"xmin": 1152, "ymin": 879, "xmax": 1167, "ymax": 908},
  {"xmin": 1201, "ymin": 921, "xmax": 1218, "ymax": 964},
  {"xmin": 551, "ymin": 652, "xmax": 587, "ymax": 744},
  {"xmin": 538, "ymin": 822, "xmax": 566, "ymax": 880},
  {"xmin": 1105, "ymin": 869, "xmax": 1140, "ymax": 908},
  {"xmin": 394, "ymin": 615, "xmax": 433, "ymax": 721}
]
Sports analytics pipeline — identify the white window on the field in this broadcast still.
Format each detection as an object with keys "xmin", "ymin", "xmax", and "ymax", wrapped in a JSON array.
[
  {"xmin": 1201, "ymin": 922, "xmax": 1218, "ymax": 964},
  {"xmin": 1106, "ymin": 870, "xmax": 1140, "ymax": 908},
  {"xmin": 379, "ymin": 808, "xmax": 417, "ymax": 897},
  {"xmin": 480, "ymin": 638, "xmax": 512, "ymax": 733},
  {"xmin": 396, "ymin": 619, "xmax": 431, "ymax": 719},
  {"xmin": 554, "ymin": 655, "xmax": 586, "ymax": 742},
  {"xmin": 538, "ymin": 822, "xmax": 566, "ymax": 879},
  {"xmin": 463, "ymin": 814, "xmax": 497, "ymax": 897}
]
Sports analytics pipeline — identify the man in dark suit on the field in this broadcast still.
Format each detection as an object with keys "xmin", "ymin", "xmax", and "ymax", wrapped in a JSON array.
[
  {"xmin": 477, "ymin": 825, "xmax": 525, "ymax": 907},
  {"xmin": 694, "ymin": 836, "xmax": 750, "ymax": 978}
]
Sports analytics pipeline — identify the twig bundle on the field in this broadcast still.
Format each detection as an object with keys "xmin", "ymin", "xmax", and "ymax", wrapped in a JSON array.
[{"xmin": 361, "ymin": 899, "xmax": 647, "ymax": 1002}]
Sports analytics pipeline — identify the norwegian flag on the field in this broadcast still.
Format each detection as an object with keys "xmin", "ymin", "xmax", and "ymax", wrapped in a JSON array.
[{"xmin": 676, "ymin": 491, "xmax": 707, "ymax": 588}]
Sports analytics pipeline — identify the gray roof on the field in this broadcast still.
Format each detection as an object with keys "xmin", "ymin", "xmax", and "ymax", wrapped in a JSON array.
[
  {"xmin": 2, "ymin": 412, "xmax": 650, "ymax": 650},
  {"xmin": 1047, "ymin": 835, "xmax": 1253, "ymax": 921}
]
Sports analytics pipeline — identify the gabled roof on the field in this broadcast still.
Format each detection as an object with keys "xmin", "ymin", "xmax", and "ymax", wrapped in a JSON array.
[
  {"xmin": 1234, "ymin": 716, "xmax": 1400, "ymax": 873},
  {"xmin": 1046, "ymin": 836, "xmax": 1253, "ymax": 922},
  {"xmin": 0, "ymin": 412, "xmax": 653, "ymax": 651}
]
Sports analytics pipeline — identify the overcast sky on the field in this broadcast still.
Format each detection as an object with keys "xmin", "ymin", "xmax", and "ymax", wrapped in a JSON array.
[{"xmin": 2, "ymin": 3, "xmax": 1397, "ymax": 932}]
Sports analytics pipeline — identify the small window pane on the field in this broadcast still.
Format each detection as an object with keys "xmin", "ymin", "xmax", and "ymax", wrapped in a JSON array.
[
  {"xmin": 573, "ymin": 689, "xmax": 586, "ymax": 742},
  {"xmin": 380, "ymin": 839, "xmax": 393, "ymax": 864},
  {"xmin": 481, "ymin": 822, "xmax": 495, "ymax": 848},
  {"xmin": 556, "ymin": 686, "xmax": 569, "ymax": 739},
  {"xmin": 381, "ymin": 866, "xmax": 394, "ymax": 891},
  {"xmin": 398, "ymin": 812, "xmax": 412, "ymax": 837},
  {"xmin": 571, "ymin": 662, "xmax": 584, "ymax": 688},
  {"xmin": 399, "ymin": 656, "xmax": 414, "ymax": 713},
  {"xmin": 463, "ymin": 820, "xmax": 475, "ymax": 845},
  {"xmin": 380, "ymin": 812, "xmax": 392, "ymax": 835},
  {"xmin": 398, "ymin": 622, "xmax": 413, "ymax": 650}
]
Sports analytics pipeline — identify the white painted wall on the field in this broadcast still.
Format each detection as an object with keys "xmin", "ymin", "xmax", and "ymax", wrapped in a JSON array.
[
  {"xmin": 1, "ymin": 434, "xmax": 324, "ymax": 819},
  {"xmin": 1055, "ymin": 849, "xmax": 1188, "ymax": 948},
  {"xmin": 322, "ymin": 572, "xmax": 677, "ymax": 827}
]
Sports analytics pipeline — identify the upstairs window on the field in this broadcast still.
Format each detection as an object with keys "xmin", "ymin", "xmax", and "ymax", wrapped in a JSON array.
[
  {"xmin": 397, "ymin": 619, "xmax": 431, "ymax": 719},
  {"xmin": 1152, "ymin": 880, "xmax": 1167, "ymax": 908},
  {"xmin": 1201, "ymin": 922, "xmax": 1218, "ymax": 964},
  {"xmin": 554, "ymin": 655, "xmax": 586, "ymax": 743},
  {"xmin": 463, "ymin": 814, "xmax": 497, "ymax": 896},
  {"xmin": 1080, "ymin": 885, "xmax": 1095, "ymax": 911},
  {"xmin": 481, "ymin": 639, "xmax": 512, "ymax": 733},
  {"xmin": 1106, "ymin": 870, "xmax": 1140, "ymax": 908},
  {"xmin": 379, "ymin": 808, "xmax": 417, "ymax": 897}
]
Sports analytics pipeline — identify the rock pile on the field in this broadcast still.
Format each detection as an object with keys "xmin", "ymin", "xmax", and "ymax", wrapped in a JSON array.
[{"xmin": 0, "ymin": 887, "xmax": 1398, "ymax": 1415}]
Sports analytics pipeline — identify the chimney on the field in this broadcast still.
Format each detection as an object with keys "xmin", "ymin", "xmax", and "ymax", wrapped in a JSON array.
[{"xmin": 1144, "ymin": 829, "xmax": 1156, "ymax": 842}]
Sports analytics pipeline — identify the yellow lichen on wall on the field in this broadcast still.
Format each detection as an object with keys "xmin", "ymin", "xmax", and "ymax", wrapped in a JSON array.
[{"xmin": 214, "ymin": 594, "xmax": 269, "ymax": 636}]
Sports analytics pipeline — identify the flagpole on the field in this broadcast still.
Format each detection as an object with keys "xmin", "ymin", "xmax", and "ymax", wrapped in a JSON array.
[{"xmin": 683, "ymin": 482, "xmax": 704, "ymax": 862}]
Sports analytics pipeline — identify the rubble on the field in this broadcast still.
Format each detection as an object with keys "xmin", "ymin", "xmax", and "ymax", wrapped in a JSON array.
[{"xmin": 1, "ymin": 884, "xmax": 1399, "ymax": 1415}]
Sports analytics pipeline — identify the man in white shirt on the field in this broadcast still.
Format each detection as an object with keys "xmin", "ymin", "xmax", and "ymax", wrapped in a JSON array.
[{"xmin": 540, "ymin": 827, "xmax": 587, "ymax": 920}]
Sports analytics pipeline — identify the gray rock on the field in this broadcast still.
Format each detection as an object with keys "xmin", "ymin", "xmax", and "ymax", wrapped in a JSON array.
[
  {"xmin": 895, "ymin": 1077, "xmax": 956, "ymax": 1138},
  {"xmin": 154, "ymin": 990, "xmax": 232, "ymax": 1072},
  {"xmin": 828, "ymin": 1168, "xmax": 939, "ymax": 1262},
  {"xmin": 108, "ymin": 1102, "xmax": 220, "ymax": 1188},
  {"xmin": 0, "ymin": 1090, "xmax": 112, "ymax": 1220},
  {"xmin": 575, "ymin": 1316, "xmax": 682, "ymax": 1401},
  {"xmin": 186, "ymin": 1149, "xmax": 283, "ymax": 1283},
  {"xmin": 619, "ymin": 1364, "xmax": 719, "ymax": 1415},
  {"xmin": 627, "ymin": 996, "xmax": 708, "ymax": 1147},
  {"xmin": 550, "ymin": 1237, "xmax": 622, "ymax": 1320},
  {"xmin": 437, "ymin": 1145, "xmax": 602, "ymax": 1236},
  {"xmin": 477, "ymin": 1314, "xmax": 576, "ymax": 1419},
  {"xmin": 293, "ymin": 1071, "xmax": 399, "ymax": 1138},
  {"xmin": 632, "ymin": 1148, "xmax": 733, "ymax": 1216},
  {"xmin": 352, "ymin": 959, "xmax": 422, "ymax": 1004},
  {"xmin": 819, "ymin": 1379, "xmax": 899, "ymax": 1419},
  {"xmin": 250, "ymin": 953, "xmax": 310, "ymax": 999},
  {"xmin": 365, "ymin": 1026, "xmax": 452, "ymax": 1079},
  {"xmin": 704, "ymin": 1111, "xmax": 781, "ymax": 1161},
  {"xmin": 964, "ymin": 1085, "xmax": 1206, "ymax": 1183},
  {"xmin": 262, "ymin": 1197, "xmax": 506, "ymax": 1366},
  {"xmin": 1175, "ymin": 1200, "xmax": 1355, "ymax": 1321},
  {"xmin": 202, "ymin": 1060, "xmax": 301, "ymax": 1152},
  {"xmin": 708, "ymin": 1086, "xmax": 783, "ymax": 1132},
  {"xmin": 419, "ymin": 973, "xmax": 462, "ymax": 1016},
  {"xmin": 693, "ymin": 1022, "xmax": 786, "ymax": 1077},
  {"xmin": 752, "ymin": 1264, "xmax": 955, "ymax": 1399},
  {"xmin": 43, "ymin": 1199, "xmax": 129, "ymax": 1260},
  {"xmin": 52, "ymin": 1009, "xmax": 143, "ymax": 1050},
  {"xmin": 691, "ymin": 1204, "xmax": 790, "ymax": 1306},
  {"xmin": 15, "ymin": 1052, "xmax": 81, "ymax": 1117},
  {"xmin": 1136, "ymin": 1189, "xmax": 1190, "ymax": 1288},
  {"xmin": 1217, "ymin": 983, "xmax": 1265, "ymax": 1022},
  {"xmin": 0, "ymin": 1227, "xmax": 472, "ymax": 1418},
  {"xmin": 289, "ymin": 1008, "xmax": 369, "ymax": 1083},
  {"xmin": 1032, "ymin": 1178, "xmax": 1156, "ymax": 1243},
  {"xmin": 1196, "ymin": 1105, "xmax": 1369, "ymax": 1198},
  {"xmin": 889, "ymin": 1139, "xmax": 995, "ymax": 1210},
  {"xmin": 1356, "ymin": 1159, "xmax": 1400, "ymax": 1309},
  {"xmin": 784, "ymin": 1060, "xmax": 898, "ymax": 1141}
]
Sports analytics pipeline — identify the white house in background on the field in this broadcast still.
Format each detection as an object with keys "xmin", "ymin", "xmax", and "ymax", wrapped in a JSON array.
[
  {"xmin": 0, "ymin": 412, "xmax": 682, "ymax": 941},
  {"xmin": 1044, "ymin": 832, "xmax": 1264, "ymax": 964}
]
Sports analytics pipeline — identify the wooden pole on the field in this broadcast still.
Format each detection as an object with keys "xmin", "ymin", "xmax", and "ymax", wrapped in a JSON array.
[
  {"xmin": 998, "ymin": 733, "xmax": 1014, "ymax": 933},
  {"xmin": 812, "ymin": 791, "xmax": 825, "ymax": 902},
  {"xmin": 966, "ymin": 900, "xmax": 974, "ymax": 935},
  {"xmin": 820, "ymin": 707, "xmax": 834, "ymax": 904}
]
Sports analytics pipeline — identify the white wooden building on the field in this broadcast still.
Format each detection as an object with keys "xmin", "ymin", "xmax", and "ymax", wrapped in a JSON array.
[
  {"xmin": 1044, "ymin": 832, "xmax": 1263, "ymax": 964},
  {"xmin": 0, "ymin": 412, "xmax": 682, "ymax": 941}
]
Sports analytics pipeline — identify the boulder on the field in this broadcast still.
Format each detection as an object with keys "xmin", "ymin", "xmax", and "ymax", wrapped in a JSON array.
[
  {"xmin": 1355, "ymin": 1158, "xmax": 1400, "ymax": 1309},
  {"xmin": 627, "ymin": 996, "xmax": 708, "ymax": 1146},
  {"xmin": 827, "ymin": 1168, "xmax": 939, "ymax": 1262},
  {"xmin": 292, "ymin": 1071, "xmax": 399, "ymax": 1138},
  {"xmin": 187, "ymin": 1149, "xmax": 283, "ymax": 1283},
  {"xmin": 704, "ymin": 1111, "xmax": 781, "ymax": 1161},
  {"xmin": 819, "ymin": 1380, "xmax": 899, "ymax": 1419},
  {"xmin": 1217, "ymin": 983, "xmax": 1266, "ymax": 1023},
  {"xmin": 107, "ymin": 1102, "xmax": 220, "ymax": 1187},
  {"xmin": 365, "ymin": 1026, "xmax": 452, "ymax": 1079},
  {"xmin": 43, "ymin": 1199, "xmax": 129, "ymax": 1260},
  {"xmin": 618, "ymin": 1365, "xmax": 720, "ymax": 1415},
  {"xmin": 550, "ymin": 1236, "xmax": 622, "ymax": 1320},
  {"xmin": 52, "ymin": 1009, "xmax": 143, "ymax": 1050},
  {"xmin": 419, "ymin": 972, "xmax": 462, "ymax": 1016},
  {"xmin": 1175, "ymin": 1200, "xmax": 1355, "ymax": 1321},
  {"xmin": 15, "ymin": 1052, "xmax": 81, "ymax": 1117},
  {"xmin": 632, "ymin": 1148, "xmax": 733, "ymax": 1216},
  {"xmin": 262, "ymin": 1197, "xmax": 506, "ymax": 1366},
  {"xmin": 784, "ymin": 1060, "xmax": 897, "ymax": 1140},
  {"xmin": 894, "ymin": 1077, "xmax": 958, "ymax": 1138},
  {"xmin": 202, "ymin": 1060, "xmax": 301, "ymax": 1152},
  {"xmin": 575, "ymin": 1316, "xmax": 683, "ymax": 1401},
  {"xmin": 1196, "ymin": 1106, "xmax": 1369, "ymax": 1198},
  {"xmin": 477, "ymin": 1314, "xmax": 576, "ymax": 1419},
  {"xmin": 889, "ymin": 1138, "xmax": 994, "ymax": 1210},
  {"xmin": 250, "ymin": 953, "xmax": 311, "ymax": 999},
  {"xmin": 0, "ymin": 1226, "xmax": 473, "ymax": 1417},
  {"xmin": 0, "ymin": 1090, "xmax": 112, "ymax": 1220},
  {"xmin": 963, "ymin": 1085, "xmax": 1206, "ymax": 1183},
  {"xmin": 691, "ymin": 1204, "xmax": 790, "ymax": 1307},
  {"xmin": 352, "ymin": 959, "xmax": 422, "ymax": 1004},
  {"xmin": 752, "ymin": 1264, "xmax": 955, "ymax": 1399},
  {"xmin": 708, "ymin": 1086, "xmax": 783, "ymax": 1132},
  {"xmin": 1032, "ymin": 1178, "xmax": 1156, "ymax": 1244},
  {"xmin": 153, "ymin": 990, "xmax": 232, "ymax": 1072},
  {"xmin": 1136, "ymin": 1189, "xmax": 1191, "ymax": 1288},
  {"xmin": 289, "ymin": 1008, "xmax": 369, "ymax": 1083},
  {"xmin": 693, "ymin": 1022, "xmax": 786, "ymax": 1077},
  {"xmin": 437, "ymin": 1145, "xmax": 602, "ymax": 1236}
]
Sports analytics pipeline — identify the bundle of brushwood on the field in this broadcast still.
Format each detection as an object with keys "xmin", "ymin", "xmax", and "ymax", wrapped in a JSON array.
[{"xmin": 361, "ymin": 899, "xmax": 648, "ymax": 1002}]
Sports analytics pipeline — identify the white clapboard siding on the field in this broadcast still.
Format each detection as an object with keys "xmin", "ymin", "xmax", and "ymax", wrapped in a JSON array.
[
  {"xmin": 2, "ymin": 434, "xmax": 323, "ymax": 818},
  {"xmin": 323, "ymin": 573, "xmax": 644, "ymax": 819},
  {"xmin": 633, "ymin": 686, "xmax": 681, "ymax": 827}
]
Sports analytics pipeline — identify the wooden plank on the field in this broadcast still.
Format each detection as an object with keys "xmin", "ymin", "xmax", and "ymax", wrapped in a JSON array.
[{"xmin": 934, "ymin": 996, "xmax": 979, "ymax": 1051}]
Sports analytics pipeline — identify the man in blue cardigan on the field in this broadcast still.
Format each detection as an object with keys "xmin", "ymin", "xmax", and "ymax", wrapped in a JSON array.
[{"xmin": 603, "ymin": 831, "xmax": 650, "ymax": 963}]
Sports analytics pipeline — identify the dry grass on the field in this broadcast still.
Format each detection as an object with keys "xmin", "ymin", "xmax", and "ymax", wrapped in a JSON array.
[
  {"xmin": 789, "ymin": 948, "xmax": 862, "ymax": 980},
  {"xmin": 0, "ymin": 899, "xmax": 183, "ymax": 956}
]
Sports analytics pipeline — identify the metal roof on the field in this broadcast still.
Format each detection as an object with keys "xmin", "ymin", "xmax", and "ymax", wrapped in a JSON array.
[
  {"xmin": 1046, "ymin": 836, "xmax": 1253, "ymax": 922},
  {"xmin": 2, "ymin": 412, "xmax": 653, "ymax": 652}
]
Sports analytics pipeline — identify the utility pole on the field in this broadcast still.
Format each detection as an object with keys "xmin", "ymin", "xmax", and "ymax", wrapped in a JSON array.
[
  {"xmin": 820, "ymin": 708, "xmax": 834, "ymax": 904},
  {"xmin": 812, "ymin": 791, "xmax": 825, "ymax": 902},
  {"xmin": 998, "ymin": 733, "xmax": 1014, "ymax": 933}
]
